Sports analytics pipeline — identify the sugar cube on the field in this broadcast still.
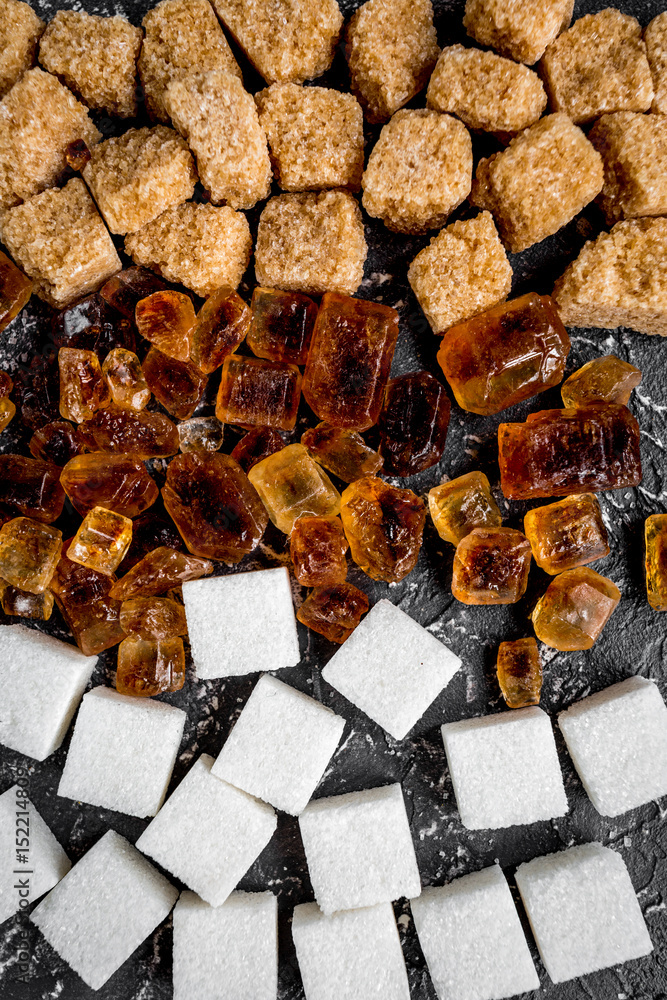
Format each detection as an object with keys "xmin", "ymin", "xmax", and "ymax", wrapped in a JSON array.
[
  {"xmin": 136, "ymin": 754, "xmax": 277, "ymax": 907},
  {"xmin": 322, "ymin": 599, "xmax": 461, "ymax": 741},
  {"xmin": 31, "ymin": 830, "xmax": 178, "ymax": 990},
  {"xmin": 463, "ymin": 0, "xmax": 573, "ymax": 65},
  {"xmin": 0, "ymin": 0, "xmax": 44, "ymax": 99},
  {"xmin": 441, "ymin": 707, "xmax": 568, "ymax": 830},
  {"xmin": 58, "ymin": 686, "xmax": 186, "ymax": 818},
  {"xmin": 516, "ymin": 842, "xmax": 652, "ymax": 983},
  {"xmin": 292, "ymin": 901, "xmax": 410, "ymax": 1000},
  {"xmin": 182, "ymin": 568, "xmax": 299, "ymax": 679},
  {"xmin": 588, "ymin": 112, "xmax": 667, "ymax": 225},
  {"xmin": 646, "ymin": 12, "xmax": 667, "ymax": 114},
  {"xmin": 411, "ymin": 866, "xmax": 539, "ymax": 1000},
  {"xmin": 0, "ymin": 624, "xmax": 96, "ymax": 761},
  {"xmin": 298, "ymin": 783, "xmax": 421, "ymax": 914}
]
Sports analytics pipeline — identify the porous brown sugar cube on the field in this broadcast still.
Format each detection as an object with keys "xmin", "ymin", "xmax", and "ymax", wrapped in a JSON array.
[
  {"xmin": 1, "ymin": 180, "xmax": 121, "ymax": 308},
  {"xmin": 452, "ymin": 526, "xmax": 532, "ymax": 605},
  {"xmin": 524, "ymin": 494, "xmax": 610, "ymax": 576},
  {"xmin": 532, "ymin": 566, "xmax": 620, "ymax": 650},
  {"xmin": 135, "ymin": 290, "xmax": 196, "ymax": 361},
  {"xmin": 290, "ymin": 515, "xmax": 348, "ymax": 587},
  {"xmin": 38, "ymin": 10, "xmax": 142, "ymax": 118},
  {"xmin": 0, "ymin": 0, "xmax": 44, "ymax": 99},
  {"xmin": 0, "ymin": 454, "xmax": 65, "ymax": 523},
  {"xmin": 561, "ymin": 355, "xmax": 642, "ymax": 408},
  {"xmin": 82, "ymin": 127, "xmax": 197, "ymax": 236},
  {"xmin": 68, "ymin": 506, "xmax": 133, "ymax": 576},
  {"xmin": 346, "ymin": 0, "xmax": 439, "ymax": 123},
  {"xmin": 79, "ymin": 407, "xmax": 179, "ymax": 459},
  {"xmin": 60, "ymin": 453, "xmax": 159, "ymax": 519},
  {"xmin": 59, "ymin": 347, "xmax": 111, "ymax": 424},
  {"xmin": 142, "ymin": 348, "xmax": 208, "ymax": 420},
  {"xmin": 296, "ymin": 581, "xmax": 369, "ymax": 643},
  {"xmin": 231, "ymin": 426, "xmax": 284, "ymax": 473},
  {"xmin": 109, "ymin": 545, "xmax": 212, "ymax": 600},
  {"xmin": 301, "ymin": 424, "xmax": 383, "ymax": 484},
  {"xmin": 125, "ymin": 202, "xmax": 252, "ymax": 297},
  {"xmin": 254, "ymin": 191, "xmax": 367, "ymax": 296},
  {"xmin": 540, "ymin": 10, "xmax": 653, "ymax": 125},
  {"xmin": 0, "ymin": 250, "xmax": 33, "ymax": 333},
  {"xmin": 552, "ymin": 217, "xmax": 667, "ymax": 337},
  {"xmin": 496, "ymin": 638, "xmax": 542, "ymax": 709},
  {"xmin": 0, "ymin": 584, "xmax": 54, "ymax": 621},
  {"xmin": 216, "ymin": 354, "xmax": 302, "ymax": 431},
  {"xmin": 340, "ymin": 475, "xmax": 425, "ymax": 583},
  {"xmin": 177, "ymin": 416, "xmax": 224, "ymax": 453},
  {"xmin": 120, "ymin": 596, "xmax": 187, "ymax": 639},
  {"xmin": 248, "ymin": 288, "xmax": 317, "ymax": 366},
  {"xmin": 463, "ymin": 0, "xmax": 573, "ymax": 65},
  {"xmin": 191, "ymin": 285, "xmax": 251, "ymax": 374},
  {"xmin": 408, "ymin": 212, "xmax": 512, "ymax": 334},
  {"xmin": 116, "ymin": 635, "xmax": 186, "ymax": 696},
  {"xmin": 165, "ymin": 70, "xmax": 271, "ymax": 210},
  {"xmin": 248, "ymin": 443, "xmax": 341, "ymax": 535},
  {"xmin": 0, "ymin": 517, "xmax": 62, "ymax": 594},
  {"xmin": 588, "ymin": 112, "xmax": 667, "ymax": 224},
  {"xmin": 361, "ymin": 109, "xmax": 472, "ymax": 234},
  {"xmin": 645, "ymin": 514, "xmax": 667, "ymax": 611},
  {"xmin": 470, "ymin": 114, "xmax": 603, "ymax": 253},
  {"xmin": 428, "ymin": 472, "xmax": 502, "ymax": 546},
  {"xmin": 51, "ymin": 541, "xmax": 125, "ymax": 655},
  {"xmin": 103, "ymin": 348, "xmax": 152, "ymax": 411},
  {"xmin": 646, "ymin": 12, "xmax": 667, "ymax": 114},
  {"xmin": 256, "ymin": 83, "xmax": 364, "ymax": 192}
]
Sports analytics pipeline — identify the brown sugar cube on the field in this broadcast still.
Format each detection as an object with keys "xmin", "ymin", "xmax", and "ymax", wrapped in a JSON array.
[
  {"xmin": 125, "ymin": 202, "xmax": 252, "ymax": 297},
  {"xmin": 470, "ymin": 113, "xmax": 603, "ymax": 253},
  {"xmin": 553, "ymin": 217, "xmax": 667, "ymax": 338},
  {"xmin": 540, "ymin": 10, "xmax": 653, "ymax": 125},
  {"xmin": 0, "ymin": 0, "xmax": 44, "ymax": 99},
  {"xmin": 408, "ymin": 212, "xmax": 512, "ymax": 334},
  {"xmin": 83, "ymin": 127, "xmax": 197, "ymax": 235},
  {"xmin": 39, "ymin": 10, "xmax": 142, "ymax": 118},
  {"xmin": 346, "ymin": 0, "xmax": 439, "ymax": 123},
  {"xmin": 646, "ymin": 13, "xmax": 667, "ymax": 114},
  {"xmin": 463, "ymin": 0, "xmax": 574, "ymax": 65},
  {"xmin": 426, "ymin": 45, "xmax": 547, "ymax": 137},
  {"xmin": 0, "ymin": 68, "xmax": 100, "ymax": 213},
  {"xmin": 1, "ymin": 179, "xmax": 121, "ymax": 309},
  {"xmin": 139, "ymin": 0, "xmax": 242, "ymax": 124},
  {"xmin": 255, "ymin": 191, "xmax": 367, "ymax": 296},
  {"xmin": 256, "ymin": 83, "xmax": 364, "ymax": 192},
  {"xmin": 164, "ymin": 70, "xmax": 271, "ymax": 210},
  {"xmin": 588, "ymin": 112, "xmax": 667, "ymax": 225}
]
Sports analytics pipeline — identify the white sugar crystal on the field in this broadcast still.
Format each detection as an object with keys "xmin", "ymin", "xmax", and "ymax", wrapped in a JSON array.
[
  {"xmin": 292, "ymin": 901, "xmax": 410, "ymax": 1000},
  {"xmin": 298, "ymin": 783, "xmax": 421, "ymax": 915},
  {"xmin": 0, "ymin": 786, "xmax": 70, "ymax": 926},
  {"xmin": 137, "ymin": 754, "xmax": 277, "ymax": 907},
  {"xmin": 516, "ymin": 843, "xmax": 652, "ymax": 984},
  {"xmin": 30, "ymin": 830, "xmax": 177, "ymax": 990},
  {"xmin": 441, "ymin": 707, "xmax": 568, "ymax": 830},
  {"xmin": 212, "ymin": 674, "xmax": 345, "ymax": 816},
  {"xmin": 558, "ymin": 676, "xmax": 667, "ymax": 817},
  {"xmin": 58, "ymin": 686, "xmax": 186, "ymax": 818},
  {"xmin": 411, "ymin": 866, "xmax": 539, "ymax": 1000},
  {"xmin": 0, "ymin": 624, "xmax": 96, "ymax": 761},
  {"xmin": 182, "ymin": 568, "xmax": 300, "ymax": 679},
  {"xmin": 173, "ymin": 890, "xmax": 277, "ymax": 1000},
  {"xmin": 321, "ymin": 599, "xmax": 461, "ymax": 741}
]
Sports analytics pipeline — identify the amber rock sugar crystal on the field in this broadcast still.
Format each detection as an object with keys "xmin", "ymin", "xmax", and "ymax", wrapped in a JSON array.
[
  {"xmin": 0, "ymin": 517, "xmax": 62, "ymax": 593},
  {"xmin": 452, "ymin": 526, "xmax": 532, "ymax": 606},
  {"xmin": 524, "ymin": 495, "xmax": 610, "ymax": 576},
  {"xmin": 120, "ymin": 596, "xmax": 188, "ymax": 639},
  {"xmin": 561, "ymin": 356, "xmax": 641, "ymax": 409},
  {"xmin": 116, "ymin": 636, "xmax": 186, "ymax": 697},
  {"xmin": 29, "ymin": 421, "xmax": 85, "ymax": 467},
  {"xmin": 177, "ymin": 417, "xmax": 224, "ymax": 454},
  {"xmin": 68, "ymin": 506, "xmax": 133, "ymax": 576},
  {"xmin": 301, "ymin": 424, "xmax": 383, "ymax": 484},
  {"xmin": 60, "ymin": 453, "xmax": 159, "ymax": 518},
  {"xmin": 428, "ymin": 471, "xmax": 502, "ymax": 546},
  {"xmin": 110, "ymin": 546, "xmax": 212, "ymax": 601},
  {"xmin": 0, "ymin": 369, "xmax": 15, "ymax": 433},
  {"xmin": 79, "ymin": 407, "xmax": 179, "ymax": 459},
  {"xmin": 496, "ymin": 638, "xmax": 542, "ymax": 709},
  {"xmin": 532, "ymin": 567, "xmax": 621, "ymax": 650},
  {"xmin": 0, "ymin": 250, "xmax": 33, "ymax": 333},
  {"xmin": 0, "ymin": 455, "xmax": 65, "ymax": 523},
  {"xmin": 297, "ymin": 582, "xmax": 369, "ymax": 644},
  {"xmin": 0, "ymin": 584, "xmax": 54, "ymax": 621},
  {"xmin": 645, "ymin": 514, "xmax": 667, "ymax": 612},
  {"xmin": 102, "ymin": 348, "xmax": 151, "ymax": 411},
  {"xmin": 52, "ymin": 291, "xmax": 136, "ymax": 356},
  {"xmin": 135, "ymin": 290, "xmax": 196, "ymax": 362},
  {"xmin": 99, "ymin": 266, "xmax": 169, "ymax": 320},
  {"xmin": 142, "ymin": 348, "xmax": 208, "ymax": 421},
  {"xmin": 290, "ymin": 516, "xmax": 348, "ymax": 588},
  {"xmin": 378, "ymin": 371, "xmax": 451, "ymax": 477},
  {"xmin": 231, "ymin": 427, "xmax": 284, "ymax": 473},
  {"xmin": 216, "ymin": 355, "xmax": 302, "ymax": 431},
  {"xmin": 58, "ymin": 348, "xmax": 110, "ymax": 423},
  {"xmin": 248, "ymin": 444, "xmax": 341, "ymax": 535},
  {"xmin": 191, "ymin": 285, "xmax": 251, "ymax": 374},
  {"xmin": 248, "ymin": 288, "xmax": 318, "ymax": 366},
  {"xmin": 340, "ymin": 476, "xmax": 425, "ymax": 583},
  {"xmin": 50, "ymin": 543, "xmax": 125, "ymax": 654}
]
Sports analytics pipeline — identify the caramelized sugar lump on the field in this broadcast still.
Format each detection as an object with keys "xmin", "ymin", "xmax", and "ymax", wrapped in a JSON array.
[
  {"xmin": 496, "ymin": 637, "xmax": 542, "ymax": 709},
  {"xmin": 452, "ymin": 526, "xmax": 532, "ymax": 605},
  {"xmin": 498, "ymin": 404, "xmax": 642, "ymax": 500},
  {"xmin": 561, "ymin": 356, "xmax": 642, "ymax": 408},
  {"xmin": 0, "ymin": 584, "xmax": 54, "ymax": 621},
  {"xmin": 532, "ymin": 566, "xmax": 621, "ymax": 650},
  {"xmin": 378, "ymin": 371, "xmax": 451, "ymax": 477},
  {"xmin": 463, "ymin": 0, "xmax": 573, "ymax": 65},
  {"xmin": 248, "ymin": 288, "xmax": 318, "ymax": 366},
  {"xmin": 0, "ymin": 0, "xmax": 44, "ymax": 99},
  {"xmin": 340, "ymin": 475, "xmax": 425, "ymax": 583},
  {"xmin": 0, "ymin": 250, "xmax": 33, "ymax": 333},
  {"xmin": 68, "ymin": 506, "xmax": 133, "ymax": 576},
  {"xmin": 428, "ymin": 471, "xmax": 502, "ymax": 546},
  {"xmin": 437, "ymin": 293, "xmax": 570, "ymax": 416},
  {"xmin": 301, "ymin": 423, "xmax": 383, "ymax": 484},
  {"xmin": 120, "ymin": 596, "xmax": 188, "ymax": 638},
  {"xmin": 177, "ymin": 416, "xmax": 224, "ymax": 453},
  {"xmin": 29, "ymin": 421, "xmax": 85, "ymax": 467},
  {"xmin": 142, "ymin": 348, "xmax": 208, "ymax": 421},
  {"xmin": 15, "ymin": 355, "xmax": 60, "ymax": 431},
  {"xmin": 79, "ymin": 407, "xmax": 179, "ymax": 459},
  {"xmin": 162, "ymin": 452, "xmax": 269, "ymax": 562},
  {"xmin": 0, "ymin": 455, "xmax": 65, "ymax": 523},
  {"xmin": 135, "ymin": 290, "xmax": 196, "ymax": 362},
  {"xmin": 64, "ymin": 138, "xmax": 91, "ymax": 172},
  {"xmin": 116, "ymin": 635, "xmax": 186, "ymax": 697},
  {"xmin": 110, "ymin": 545, "xmax": 212, "ymax": 600},
  {"xmin": 60, "ymin": 453, "xmax": 159, "ymax": 518},
  {"xmin": 216, "ymin": 355, "xmax": 301, "ymax": 431},
  {"xmin": 290, "ymin": 515, "xmax": 348, "ymax": 587},
  {"xmin": 645, "ymin": 514, "xmax": 667, "ymax": 612},
  {"xmin": 99, "ymin": 267, "xmax": 169, "ymax": 320},
  {"xmin": 249, "ymin": 444, "xmax": 341, "ymax": 535},
  {"xmin": 646, "ymin": 12, "xmax": 667, "ymax": 114},
  {"xmin": 59, "ymin": 348, "xmax": 111, "ymax": 423},
  {"xmin": 302, "ymin": 293, "xmax": 399, "ymax": 432},
  {"xmin": 0, "ymin": 517, "xmax": 62, "ymax": 593},
  {"xmin": 103, "ymin": 349, "xmax": 152, "ymax": 411},
  {"xmin": 231, "ymin": 426, "xmax": 284, "ymax": 473},
  {"xmin": 524, "ymin": 494, "xmax": 610, "ymax": 575},
  {"xmin": 191, "ymin": 285, "xmax": 251, "ymax": 374},
  {"xmin": 50, "ymin": 542, "xmax": 125, "ymax": 654},
  {"xmin": 52, "ymin": 292, "xmax": 136, "ymax": 356},
  {"xmin": 589, "ymin": 113, "xmax": 667, "ymax": 225},
  {"xmin": 297, "ymin": 581, "xmax": 369, "ymax": 644}
]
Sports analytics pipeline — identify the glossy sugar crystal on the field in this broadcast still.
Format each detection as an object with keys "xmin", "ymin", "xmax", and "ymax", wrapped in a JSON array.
[
  {"xmin": 0, "ymin": 517, "xmax": 62, "ymax": 593},
  {"xmin": 340, "ymin": 476, "xmax": 425, "ymax": 583},
  {"xmin": 102, "ymin": 347, "xmax": 151, "ymax": 410},
  {"xmin": 296, "ymin": 582, "xmax": 369, "ymax": 644},
  {"xmin": 116, "ymin": 635, "xmax": 186, "ymax": 696},
  {"xmin": 428, "ymin": 472, "xmax": 502, "ymax": 546},
  {"xmin": 135, "ymin": 289, "xmax": 195, "ymax": 361},
  {"xmin": 524, "ymin": 493, "xmax": 609, "ymax": 574},
  {"xmin": 561, "ymin": 354, "xmax": 642, "ymax": 407},
  {"xmin": 290, "ymin": 515, "xmax": 348, "ymax": 587},
  {"xmin": 378, "ymin": 371, "xmax": 451, "ymax": 476},
  {"xmin": 452, "ymin": 527, "xmax": 532, "ymax": 605},
  {"xmin": 496, "ymin": 637, "xmax": 542, "ymax": 709},
  {"xmin": 249, "ymin": 444, "xmax": 341, "ymax": 535},
  {"xmin": 216, "ymin": 354, "xmax": 302, "ymax": 431},
  {"xmin": 532, "ymin": 567, "xmax": 621, "ymax": 650},
  {"xmin": 301, "ymin": 423, "xmax": 383, "ymax": 483}
]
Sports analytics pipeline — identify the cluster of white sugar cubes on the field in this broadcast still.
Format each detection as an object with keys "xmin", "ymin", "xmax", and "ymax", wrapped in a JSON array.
[
  {"xmin": 411, "ymin": 866, "xmax": 539, "ymax": 1000},
  {"xmin": 442, "ymin": 707, "xmax": 568, "ymax": 830},
  {"xmin": 559, "ymin": 676, "xmax": 667, "ymax": 817},
  {"xmin": 182, "ymin": 567, "xmax": 299, "ymax": 679},
  {"xmin": 322, "ymin": 599, "xmax": 462, "ymax": 740},
  {"xmin": 0, "ymin": 624, "xmax": 96, "ymax": 760},
  {"xmin": 516, "ymin": 843, "xmax": 652, "ymax": 983},
  {"xmin": 137, "ymin": 754, "xmax": 277, "ymax": 906},
  {"xmin": 212, "ymin": 674, "xmax": 345, "ymax": 815},
  {"xmin": 31, "ymin": 830, "xmax": 178, "ymax": 991},
  {"xmin": 58, "ymin": 686, "xmax": 186, "ymax": 817}
]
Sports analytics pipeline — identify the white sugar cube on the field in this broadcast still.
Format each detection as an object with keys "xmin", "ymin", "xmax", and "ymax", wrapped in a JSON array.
[
  {"xmin": 441, "ymin": 707, "xmax": 568, "ymax": 830},
  {"xmin": 0, "ymin": 624, "xmax": 96, "ymax": 761},
  {"xmin": 0, "ymin": 785, "xmax": 71, "ymax": 926},
  {"xmin": 516, "ymin": 843, "xmax": 652, "ymax": 983},
  {"xmin": 58, "ymin": 686, "xmax": 186, "ymax": 818},
  {"xmin": 411, "ymin": 866, "xmax": 539, "ymax": 1000},
  {"xmin": 137, "ymin": 754, "xmax": 277, "ymax": 907},
  {"xmin": 174, "ymin": 890, "xmax": 277, "ymax": 1000},
  {"xmin": 182, "ymin": 568, "xmax": 300, "ymax": 679},
  {"xmin": 292, "ymin": 901, "xmax": 410, "ymax": 1000},
  {"xmin": 321, "ymin": 599, "xmax": 461, "ymax": 741},
  {"xmin": 212, "ymin": 674, "xmax": 345, "ymax": 816},
  {"xmin": 558, "ymin": 676, "xmax": 667, "ymax": 817},
  {"xmin": 298, "ymin": 783, "xmax": 421, "ymax": 915},
  {"xmin": 30, "ymin": 830, "xmax": 177, "ymax": 990}
]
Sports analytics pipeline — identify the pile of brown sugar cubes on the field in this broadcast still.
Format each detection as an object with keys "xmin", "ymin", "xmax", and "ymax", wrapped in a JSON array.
[{"xmin": 1, "ymin": 0, "xmax": 667, "ymax": 997}]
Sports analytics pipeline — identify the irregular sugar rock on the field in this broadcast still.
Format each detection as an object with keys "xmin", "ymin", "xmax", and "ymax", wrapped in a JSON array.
[
  {"xmin": 322, "ymin": 599, "xmax": 461, "ymax": 741},
  {"xmin": 297, "ymin": 582, "xmax": 369, "ymax": 644},
  {"xmin": 0, "ymin": 455, "xmax": 65, "ymax": 523},
  {"xmin": 290, "ymin": 515, "xmax": 348, "ymax": 588},
  {"xmin": 532, "ymin": 567, "xmax": 621, "ymax": 652},
  {"xmin": 57, "ymin": 688, "xmax": 184, "ymax": 818},
  {"xmin": 441, "ymin": 707, "xmax": 568, "ymax": 830},
  {"xmin": 463, "ymin": 0, "xmax": 573, "ymax": 65},
  {"xmin": 216, "ymin": 354, "xmax": 301, "ymax": 431},
  {"xmin": 646, "ymin": 12, "xmax": 667, "ymax": 114},
  {"xmin": 0, "ymin": 249, "xmax": 34, "ymax": 333},
  {"xmin": 52, "ymin": 290, "xmax": 137, "ymax": 355},
  {"xmin": 496, "ymin": 637, "xmax": 542, "ymax": 710},
  {"xmin": 100, "ymin": 265, "xmax": 169, "ymax": 320},
  {"xmin": 232, "ymin": 427, "xmax": 285, "ymax": 473},
  {"xmin": 411, "ymin": 866, "xmax": 539, "ymax": 1000},
  {"xmin": 452, "ymin": 527, "xmax": 532, "ymax": 606},
  {"xmin": 60, "ymin": 453, "xmax": 159, "ymax": 519},
  {"xmin": 115, "ymin": 636, "xmax": 182, "ymax": 698},
  {"xmin": 248, "ymin": 287, "xmax": 317, "ymax": 366},
  {"xmin": 561, "ymin": 355, "xmax": 641, "ymax": 408},
  {"xmin": 120, "ymin": 597, "xmax": 187, "ymax": 639},
  {"xmin": 103, "ymin": 348, "xmax": 152, "ymax": 411},
  {"xmin": 69, "ymin": 506, "xmax": 133, "ymax": 577},
  {"xmin": 173, "ymin": 891, "xmax": 277, "ymax": 1000},
  {"xmin": 646, "ymin": 513, "xmax": 667, "ymax": 611},
  {"xmin": 301, "ymin": 424, "xmax": 383, "ymax": 484},
  {"xmin": 0, "ymin": 517, "xmax": 62, "ymax": 593},
  {"xmin": 58, "ymin": 347, "xmax": 110, "ymax": 424},
  {"xmin": 177, "ymin": 415, "xmax": 224, "ymax": 453},
  {"xmin": 0, "ymin": 0, "xmax": 44, "ymax": 99},
  {"xmin": 51, "ymin": 544, "xmax": 125, "ymax": 655},
  {"xmin": 0, "ymin": 624, "xmax": 96, "ymax": 761},
  {"xmin": 110, "ymin": 546, "xmax": 212, "ymax": 600},
  {"xmin": 192, "ymin": 284, "xmax": 251, "ymax": 373},
  {"xmin": 249, "ymin": 444, "xmax": 341, "ymax": 535},
  {"xmin": 524, "ymin": 494, "xmax": 610, "ymax": 575},
  {"xmin": 30, "ymin": 422, "xmax": 85, "ymax": 467},
  {"xmin": 292, "ymin": 901, "xmax": 410, "ymax": 1000},
  {"xmin": 0, "ymin": 586, "xmax": 54, "ymax": 622},
  {"xmin": 80, "ymin": 407, "xmax": 179, "ymax": 459},
  {"xmin": 182, "ymin": 568, "xmax": 299, "ymax": 679},
  {"xmin": 428, "ymin": 472, "xmax": 502, "ymax": 546},
  {"xmin": 589, "ymin": 113, "xmax": 667, "ymax": 224},
  {"xmin": 30, "ymin": 830, "xmax": 178, "ymax": 992},
  {"xmin": 515, "ymin": 843, "xmax": 652, "ymax": 983},
  {"xmin": 341, "ymin": 477, "xmax": 425, "ymax": 584},
  {"xmin": 142, "ymin": 348, "xmax": 207, "ymax": 421},
  {"xmin": 136, "ymin": 754, "xmax": 277, "ymax": 906}
]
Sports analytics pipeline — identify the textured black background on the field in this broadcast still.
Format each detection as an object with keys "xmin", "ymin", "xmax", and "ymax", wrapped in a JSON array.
[{"xmin": 1, "ymin": 0, "xmax": 667, "ymax": 997}]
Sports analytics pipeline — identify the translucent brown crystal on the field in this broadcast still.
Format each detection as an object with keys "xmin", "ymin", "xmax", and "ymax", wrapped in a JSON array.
[
  {"xmin": 78, "ymin": 406, "xmax": 179, "ymax": 458},
  {"xmin": 99, "ymin": 266, "xmax": 169, "ymax": 320},
  {"xmin": 190, "ymin": 284, "xmax": 251, "ymax": 374},
  {"xmin": 496, "ymin": 638, "xmax": 542, "ymax": 709},
  {"xmin": 117, "ymin": 512, "xmax": 184, "ymax": 573},
  {"xmin": 300, "ymin": 423, "xmax": 383, "ymax": 483},
  {"xmin": 296, "ymin": 581, "xmax": 369, "ymax": 644},
  {"xmin": 102, "ymin": 348, "xmax": 151, "ymax": 410},
  {"xmin": 248, "ymin": 444, "xmax": 341, "ymax": 535},
  {"xmin": 29, "ymin": 421, "xmax": 86, "ymax": 467},
  {"xmin": 215, "ymin": 354, "xmax": 302, "ymax": 431},
  {"xmin": 0, "ymin": 584, "xmax": 54, "ymax": 621},
  {"xmin": 116, "ymin": 635, "xmax": 186, "ymax": 697},
  {"xmin": 58, "ymin": 347, "xmax": 111, "ymax": 423},
  {"xmin": 141, "ymin": 347, "xmax": 207, "ymax": 421},
  {"xmin": 178, "ymin": 416, "xmax": 224, "ymax": 453},
  {"xmin": 15, "ymin": 355, "xmax": 60, "ymax": 431},
  {"xmin": 119, "ymin": 596, "xmax": 188, "ymax": 639},
  {"xmin": 231, "ymin": 427, "xmax": 284, "ymax": 473},
  {"xmin": 524, "ymin": 494, "xmax": 610, "ymax": 575},
  {"xmin": 645, "ymin": 513, "xmax": 667, "ymax": 611},
  {"xmin": 0, "ymin": 455, "xmax": 65, "ymax": 523},
  {"xmin": 50, "ymin": 541, "xmax": 126, "ymax": 655},
  {"xmin": 65, "ymin": 138, "xmax": 91, "ymax": 172},
  {"xmin": 0, "ymin": 517, "xmax": 62, "ymax": 593},
  {"xmin": 0, "ymin": 249, "xmax": 33, "ymax": 333},
  {"xmin": 109, "ymin": 545, "xmax": 213, "ymax": 600},
  {"xmin": 532, "ymin": 567, "xmax": 621, "ymax": 650},
  {"xmin": 0, "ymin": 396, "xmax": 15, "ymax": 433},
  {"xmin": 560, "ymin": 355, "xmax": 642, "ymax": 408},
  {"xmin": 52, "ymin": 292, "xmax": 136, "ymax": 356},
  {"xmin": 452, "ymin": 527, "xmax": 532, "ymax": 605},
  {"xmin": 60, "ymin": 453, "xmax": 159, "ymax": 518},
  {"xmin": 428, "ymin": 472, "xmax": 502, "ymax": 546},
  {"xmin": 378, "ymin": 371, "xmax": 451, "ymax": 476},
  {"xmin": 248, "ymin": 287, "xmax": 318, "ymax": 365},
  {"xmin": 68, "ymin": 506, "xmax": 133, "ymax": 576},
  {"xmin": 290, "ymin": 515, "xmax": 348, "ymax": 587},
  {"xmin": 340, "ymin": 475, "xmax": 425, "ymax": 583},
  {"xmin": 135, "ymin": 289, "xmax": 196, "ymax": 361}
]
